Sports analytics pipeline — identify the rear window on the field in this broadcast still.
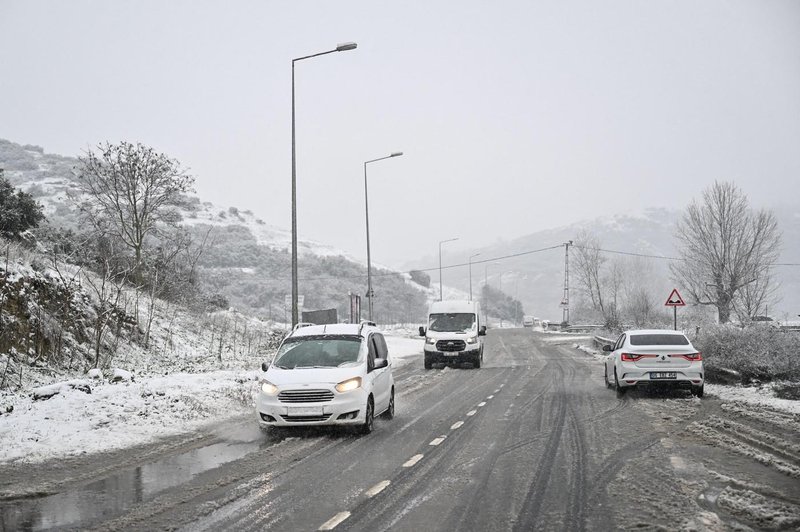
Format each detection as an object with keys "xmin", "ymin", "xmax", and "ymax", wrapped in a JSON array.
[{"xmin": 630, "ymin": 334, "xmax": 689, "ymax": 346}]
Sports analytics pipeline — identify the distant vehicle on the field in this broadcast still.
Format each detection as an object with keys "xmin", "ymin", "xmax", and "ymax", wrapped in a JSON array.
[
  {"xmin": 256, "ymin": 322, "xmax": 394, "ymax": 434},
  {"xmin": 603, "ymin": 329, "xmax": 704, "ymax": 397},
  {"xmin": 419, "ymin": 300, "xmax": 486, "ymax": 369},
  {"xmin": 523, "ymin": 315, "xmax": 534, "ymax": 328}
]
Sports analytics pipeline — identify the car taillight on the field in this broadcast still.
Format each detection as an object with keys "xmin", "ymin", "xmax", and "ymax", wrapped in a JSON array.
[
  {"xmin": 620, "ymin": 353, "xmax": 657, "ymax": 362},
  {"xmin": 680, "ymin": 352, "xmax": 702, "ymax": 361}
]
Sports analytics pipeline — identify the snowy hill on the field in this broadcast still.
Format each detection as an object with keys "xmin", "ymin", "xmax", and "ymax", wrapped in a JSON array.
[
  {"xmin": 0, "ymin": 139, "xmax": 429, "ymax": 322},
  {"xmin": 406, "ymin": 208, "xmax": 800, "ymax": 322}
]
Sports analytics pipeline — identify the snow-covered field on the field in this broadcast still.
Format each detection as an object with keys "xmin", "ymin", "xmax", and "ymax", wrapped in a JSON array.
[{"xmin": 0, "ymin": 333, "xmax": 422, "ymax": 465}]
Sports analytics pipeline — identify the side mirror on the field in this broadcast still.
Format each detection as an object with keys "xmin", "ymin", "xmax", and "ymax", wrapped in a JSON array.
[
  {"xmin": 419, "ymin": 326, "xmax": 426, "ymax": 337},
  {"xmin": 374, "ymin": 358, "xmax": 389, "ymax": 370},
  {"xmin": 602, "ymin": 345, "xmax": 612, "ymax": 352},
  {"xmin": 478, "ymin": 325, "xmax": 487, "ymax": 336},
  {"xmin": 261, "ymin": 362, "xmax": 269, "ymax": 371}
]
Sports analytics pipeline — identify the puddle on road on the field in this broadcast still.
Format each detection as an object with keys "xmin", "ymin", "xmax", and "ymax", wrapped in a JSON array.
[{"xmin": 0, "ymin": 438, "xmax": 264, "ymax": 531}]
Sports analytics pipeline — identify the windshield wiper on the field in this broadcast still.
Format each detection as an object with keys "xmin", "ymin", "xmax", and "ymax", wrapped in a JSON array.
[
  {"xmin": 295, "ymin": 365, "xmax": 331, "ymax": 369},
  {"xmin": 273, "ymin": 364, "xmax": 291, "ymax": 369}
]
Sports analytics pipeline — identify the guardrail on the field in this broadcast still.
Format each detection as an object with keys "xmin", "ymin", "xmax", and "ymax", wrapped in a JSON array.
[{"xmin": 592, "ymin": 335, "xmax": 614, "ymax": 350}]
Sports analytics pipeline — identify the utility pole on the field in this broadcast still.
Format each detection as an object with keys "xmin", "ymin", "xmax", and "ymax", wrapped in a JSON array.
[{"xmin": 561, "ymin": 240, "xmax": 572, "ymax": 325}]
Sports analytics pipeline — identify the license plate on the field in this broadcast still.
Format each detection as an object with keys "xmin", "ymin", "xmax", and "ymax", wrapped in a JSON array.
[
  {"xmin": 443, "ymin": 352, "xmax": 461, "ymax": 357},
  {"xmin": 651, "ymin": 372, "xmax": 677, "ymax": 380},
  {"xmin": 288, "ymin": 406, "xmax": 324, "ymax": 416}
]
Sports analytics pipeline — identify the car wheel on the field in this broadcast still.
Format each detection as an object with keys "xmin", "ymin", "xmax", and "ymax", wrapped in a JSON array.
[
  {"xmin": 604, "ymin": 366, "xmax": 612, "ymax": 388},
  {"xmin": 691, "ymin": 384, "xmax": 704, "ymax": 398},
  {"xmin": 615, "ymin": 371, "xmax": 626, "ymax": 397},
  {"xmin": 361, "ymin": 396, "xmax": 375, "ymax": 435},
  {"xmin": 424, "ymin": 355, "xmax": 432, "ymax": 370},
  {"xmin": 473, "ymin": 353, "xmax": 481, "ymax": 369},
  {"xmin": 381, "ymin": 388, "xmax": 395, "ymax": 420}
]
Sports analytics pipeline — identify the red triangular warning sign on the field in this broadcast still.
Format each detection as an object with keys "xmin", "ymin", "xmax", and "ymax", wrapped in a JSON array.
[{"xmin": 664, "ymin": 288, "xmax": 686, "ymax": 307}]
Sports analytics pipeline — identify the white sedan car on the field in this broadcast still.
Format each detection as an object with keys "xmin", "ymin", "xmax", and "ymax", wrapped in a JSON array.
[
  {"xmin": 256, "ymin": 322, "xmax": 394, "ymax": 434},
  {"xmin": 603, "ymin": 329, "xmax": 704, "ymax": 397}
]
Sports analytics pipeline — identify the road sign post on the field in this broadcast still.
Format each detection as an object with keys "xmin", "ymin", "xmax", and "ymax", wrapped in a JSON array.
[{"xmin": 664, "ymin": 288, "xmax": 686, "ymax": 330}]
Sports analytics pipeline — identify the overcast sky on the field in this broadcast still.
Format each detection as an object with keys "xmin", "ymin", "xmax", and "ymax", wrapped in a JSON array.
[{"xmin": 1, "ymin": 1, "xmax": 799, "ymax": 268}]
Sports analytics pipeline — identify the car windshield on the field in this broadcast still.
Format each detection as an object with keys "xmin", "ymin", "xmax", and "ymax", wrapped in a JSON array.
[
  {"xmin": 273, "ymin": 336, "xmax": 363, "ymax": 369},
  {"xmin": 429, "ymin": 313, "xmax": 476, "ymax": 333},
  {"xmin": 630, "ymin": 334, "xmax": 689, "ymax": 346}
]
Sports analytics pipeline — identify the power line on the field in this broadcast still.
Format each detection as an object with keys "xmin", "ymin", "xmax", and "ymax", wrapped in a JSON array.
[{"xmin": 248, "ymin": 242, "xmax": 798, "ymax": 283}]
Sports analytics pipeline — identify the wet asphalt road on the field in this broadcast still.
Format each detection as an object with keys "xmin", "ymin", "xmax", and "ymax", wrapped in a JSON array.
[{"xmin": 2, "ymin": 329, "xmax": 799, "ymax": 531}]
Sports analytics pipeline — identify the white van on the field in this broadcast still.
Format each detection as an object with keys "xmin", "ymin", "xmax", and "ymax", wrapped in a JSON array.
[
  {"xmin": 419, "ymin": 300, "xmax": 486, "ymax": 369},
  {"xmin": 256, "ymin": 322, "xmax": 394, "ymax": 434}
]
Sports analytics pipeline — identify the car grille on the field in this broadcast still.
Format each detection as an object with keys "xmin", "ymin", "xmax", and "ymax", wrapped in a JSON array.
[
  {"xmin": 278, "ymin": 389, "xmax": 335, "ymax": 403},
  {"xmin": 436, "ymin": 340, "xmax": 466, "ymax": 352},
  {"xmin": 280, "ymin": 414, "xmax": 332, "ymax": 423}
]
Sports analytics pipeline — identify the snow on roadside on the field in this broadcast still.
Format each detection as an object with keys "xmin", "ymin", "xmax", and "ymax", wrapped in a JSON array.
[
  {"xmin": 706, "ymin": 383, "xmax": 800, "ymax": 415},
  {"xmin": 0, "ymin": 333, "xmax": 419, "ymax": 465},
  {"xmin": 384, "ymin": 334, "xmax": 423, "ymax": 368},
  {"xmin": 574, "ymin": 342, "xmax": 799, "ymax": 415},
  {"xmin": 0, "ymin": 370, "xmax": 260, "ymax": 464}
]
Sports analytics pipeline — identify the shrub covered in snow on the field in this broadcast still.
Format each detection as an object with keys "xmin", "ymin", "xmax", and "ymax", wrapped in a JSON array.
[{"xmin": 696, "ymin": 325, "xmax": 800, "ymax": 384}]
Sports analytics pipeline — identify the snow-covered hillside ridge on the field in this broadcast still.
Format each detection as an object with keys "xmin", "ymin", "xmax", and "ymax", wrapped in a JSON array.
[
  {"xmin": 0, "ymin": 138, "xmax": 431, "ymax": 322},
  {"xmin": 0, "ymin": 139, "xmax": 354, "ymax": 261},
  {"xmin": 406, "ymin": 206, "xmax": 800, "ymax": 321}
]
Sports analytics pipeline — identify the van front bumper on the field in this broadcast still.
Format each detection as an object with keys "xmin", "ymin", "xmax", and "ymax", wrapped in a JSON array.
[{"xmin": 256, "ymin": 387, "xmax": 369, "ymax": 427}]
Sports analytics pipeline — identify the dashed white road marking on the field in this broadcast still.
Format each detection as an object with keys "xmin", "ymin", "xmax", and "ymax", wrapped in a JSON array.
[
  {"xmin": 429, "ymin": 436, "xmax": 447, "ymax": 446},
  {"xmin": 487, "ymin": 395, "xmax": 494, "ymax": 399},
  {"xmin": 451, "ymin": 421, "xmax": 464, "ymax": 430},
  {"xmin": 365, "ymin": 480, "xmax": 391, "ymax": 498},
  {"xmin": 478, "ymin": 402, "xmax": 487, "ymax": 407},
  {"xmin": 403, "ymin": 454, "xmax": 424, "ymax": 467},
  {"xmin": 494, "ymin": 388, "xmax": 501, "ymax": 393},
  {"xmin": 319, "ymin": 511, "xmax": 350, "ymax": 530},
  {"xmin": 466, "ymin": 409, "xmax": 477, "ymax": 417}
]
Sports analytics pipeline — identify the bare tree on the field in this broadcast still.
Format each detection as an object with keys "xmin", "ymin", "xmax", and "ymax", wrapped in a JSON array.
[
  {"xmin": 573, "ymin": 229, "xmax": 606, "ymax": 316},
  {"xmin": 734, "ymin": 269, "xmax": 779, "ymax": 322},
  {"xmin": 671, "ymin": 181, "xmax": 781, "ymax": 323},
  {"xmin": 623, "ymin": 257, "xmax": 658, "ymax": 328},
  {"xmin": 73, "ymin": 142, "xmax": 194, "ymax": 280}
]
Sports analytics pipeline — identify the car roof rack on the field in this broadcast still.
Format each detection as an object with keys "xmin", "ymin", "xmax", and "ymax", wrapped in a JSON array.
[
  {"xmin": 358, "ymin": 320, "xmax": 377, "ymax": 335},
  {"xmin": 292, "ymin": 322, "xmax": 315, "ymax": 332}
]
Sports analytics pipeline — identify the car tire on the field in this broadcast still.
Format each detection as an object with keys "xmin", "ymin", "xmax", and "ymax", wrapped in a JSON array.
[
  {"xmin": 473, "ymin": 353, "xmax": 481, "ymax": 369},
  {"xmin": 604, "ymin": 366, "xmax": 612, "ymax": 389},
  {"xmin": 381, "ymin": 388, "xmax": 395, "ymax": 420},
  {"xmin": 360, "ymin": 396, "xmax": 375, "ymax": 435},
  {"xmin": 424, "ymin": 355, "xmax": 432, "ymax": 370},
  {"xmin": 691, "ymin": 384, "xmax": 704, "ymax": 398},
  {"xmin": 615, "ymin": 371, "xmax": 626, "ymax": 397}
]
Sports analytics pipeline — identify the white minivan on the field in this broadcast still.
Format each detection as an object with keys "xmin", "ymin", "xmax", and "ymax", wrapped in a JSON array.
[
  {"xmin": 419, "ymin": 300, "xmax": 486, "ymax": 369},
  {"xmin": 256, "ymin": 322, "xmax": 394, "ymax": 434}
]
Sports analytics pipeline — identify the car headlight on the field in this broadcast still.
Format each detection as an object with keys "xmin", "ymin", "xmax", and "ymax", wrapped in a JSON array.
[
  {"xmin": 466, "ymin": 336, "xmax": 478, "ymax": 344},
  {"xmin": 426, "ymin": 337, "xmax": 436, "ymax": 344},
  {"xmin": 335, "ymin": 377, "xmax": 362, "ymax": 393},
  {"xmin": 260, "ymin": 381, "xmax": 278, "ymax": 395}
]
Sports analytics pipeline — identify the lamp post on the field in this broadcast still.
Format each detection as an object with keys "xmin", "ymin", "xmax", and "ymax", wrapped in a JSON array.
[
  {"xmin": 438, "ymin": 237, "xmax": 459, "ymax": 301},
  {"xmin": 468, "ymin": 253, "xmax": 481, "ymax": 301},
  {"xmin": 364, "ymin": 151, "xmax": 403, "ymax": 321},
  {"xmin": 291, "ymin": 42, "xmax": 357, "ymax": 327}
]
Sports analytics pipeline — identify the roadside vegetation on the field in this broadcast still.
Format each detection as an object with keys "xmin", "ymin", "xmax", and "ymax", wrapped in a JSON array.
[{"xmin": 696, "ymin": 325, "xmax": 800, "ymax": 390}]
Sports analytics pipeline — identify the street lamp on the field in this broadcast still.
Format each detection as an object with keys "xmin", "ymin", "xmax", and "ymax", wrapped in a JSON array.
[
  {"xmin": 468, "ymin": 253, "xmax": 481, "ymax": 301},
  {"xmin": 364, "ymin": 151, "xmax": 403, "ymax": 321},
  {"xmin": 438, "ymin": 237, "xmax": 459, "ymax": 301},
  {"xmin": 291, "ymin": 42, "xmax": 357, "ymax": 327}
]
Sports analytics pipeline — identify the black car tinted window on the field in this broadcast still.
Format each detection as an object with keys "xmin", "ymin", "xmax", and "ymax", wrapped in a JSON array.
[{"xmin": 629, "ymin": 334, "xmax": 689, "ymax": 346}]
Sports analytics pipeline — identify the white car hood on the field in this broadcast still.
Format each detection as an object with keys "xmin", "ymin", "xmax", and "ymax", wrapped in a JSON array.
[{"xmin": 265, "ymin": 366, "xmax": 363, "ymax": 386}]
